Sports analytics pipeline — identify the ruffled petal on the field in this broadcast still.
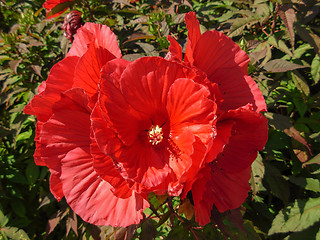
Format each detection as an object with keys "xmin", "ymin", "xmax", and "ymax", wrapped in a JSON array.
[
  {"xmin": 215, "ymin": 107, "xmax": 268, "ymax": 173},
  {"xmin": 60, "ymin": 147, "xmax": 149, "ymax": 227},
  {"xmin": 67, "ymin": 23, "xmax": 122, "ymax": 59},
  {"xmin": 120, "ymin": 57, "xmax": 198, "ymax": 118},
  {"xmin": 191, "ymin": 31, "xmax": 266, "ymax": 112},
  {"xmin": 39, "ymin": 88, "xmax": 91, "ymax": 201},
  {"xmin": 91, "ymin": 138, "xmax": 133, "ymax": 198},
  {"xmin": 182, "ymin": 12, "xmax": 266, "ymax": 112}
]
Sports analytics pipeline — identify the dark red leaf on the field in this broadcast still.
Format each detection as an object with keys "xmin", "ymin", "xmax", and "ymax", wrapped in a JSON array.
[{"xmin": 278, "ymin": 4, "xmax": 296, "ymax": 50}]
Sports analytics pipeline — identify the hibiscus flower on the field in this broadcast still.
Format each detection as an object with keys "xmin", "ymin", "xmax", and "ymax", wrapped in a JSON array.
[
  {"xmin": 43, "ymin": 0, "xmax": 73, "ymax": 19},
  {"xmin": 166, "ymin": 12, "xmax": 268, "ymax": 225},
  {"xmin": 24, "ymin": 19, "xmax": 218, "ymax": 226}
]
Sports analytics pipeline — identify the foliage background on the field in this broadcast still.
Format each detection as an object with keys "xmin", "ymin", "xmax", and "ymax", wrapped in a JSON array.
[{"xmin": 0, "ymin": 0, "xmax": 320, "ymax": 239}]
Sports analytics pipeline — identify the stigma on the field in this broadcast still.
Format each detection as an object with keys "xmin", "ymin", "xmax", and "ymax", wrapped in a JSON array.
[{"xmin": 148, "ymin": 125, "xmax": 163, "ymax": 145}]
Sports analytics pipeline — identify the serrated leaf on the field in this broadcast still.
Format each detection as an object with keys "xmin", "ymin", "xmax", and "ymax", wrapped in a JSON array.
[
  {"xmin": 135, "ymin": 42, "xmax": 159, "ymax": 56},
  {"xmin": 46, "ymin": 208, "xmax": 69, "ymax": 236},
  {"xmin": 31, "ymin": 65, "xmax": 42, "ymax": 78},
  {"xmin": 278, "ymin": 4, "xmax": 295, "ymax": 50},
  {"xmin": 269, "ymin": 197, "xmax": 320, "ymax": 235},
  {"xmin": 311, "ymin": 54, "xmax": 320, "ymax": 84},
  {"xmin": 264, "ymin": 59, "xmax": 306, "ymax": 72}
]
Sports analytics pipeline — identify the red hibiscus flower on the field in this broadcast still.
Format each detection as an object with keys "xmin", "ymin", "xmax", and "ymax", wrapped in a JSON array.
[
  {"xmin": 166, "ymin": 12, "xmax": 268, "ymax": 225},
  {"xmin": 43, "ymin": 0, "xmax": 72, "ymax": 19},
  {"xmin": 24, "ymin": 19, "xmax": 217, "ymax": 226},
  {"xmin": 92, "ymin": 57, "xmax": 216, "ymax": 197}
]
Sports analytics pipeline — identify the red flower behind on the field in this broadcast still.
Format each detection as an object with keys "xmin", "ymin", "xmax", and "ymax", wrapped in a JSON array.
[
  {"xmin": 24, "ymin": 23, "xmax": 150, "ymax": 226},
  {"xmin": 43, "ymin": 0, "xmax": 72, "ymax": 19},
  {"xmin": 166, "ymin": 12, "xmax": 268, "ymax": 225}
]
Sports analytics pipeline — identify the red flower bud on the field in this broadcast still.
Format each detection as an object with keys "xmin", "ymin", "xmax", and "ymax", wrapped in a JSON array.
[{"xmin": 62, "ymin": 10, "xmax": 83, "ymax": 42}]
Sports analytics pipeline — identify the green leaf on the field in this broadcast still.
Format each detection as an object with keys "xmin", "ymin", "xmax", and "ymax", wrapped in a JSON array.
[
  {"xmin": 311, "ymin": 54, "xmax": 320, "ymax": 84},
  {"xmin": 0, "ymin": 226, "xmax": 30, "ymax": 240},
  {"xmin": 291, "ymin": 71, "xmax": 310, "ymax": 96},
  {"xmin": 269, "ymin": 197, "xmax": 320, "ymax": 235},
  {"xmin": 267, "ymin": 35, "xmax": 293, "ymax": 57},
  {"xmin": 264, "ymin": 59, "xmax": 307, "ymax": 72},
  {"xmin": 10, "ymin": 199, "xmax": 26, "ymax": 218},
  {"xmin": 289, "ymin": 177, "xmax": 320, "ymax": 192},
  {"xmin": 0, "ymin": 209, "xmax": 9, "ymax": 227},
  {"xmin": 294, "ymin": 43, "xmax": 313, "ymax": 59},
  {"xmin": 250, "ymin": 154, "xmax": 265, "ymax": 196},
  {"xmin": 25, "ymin": 161, "xmax": 40, "ymax": 185},
  {"xmin": 303, "ymin": 153, "xmax": 320, "ymax": 167},
  {"xmin": 264, "ymin": 162, "xmax": 290, "ymax": 204},
  {"xmin": 295, "ymin": 25, "xmax": 320, "ymax": 56},
  {"xmin": 228, "ymin": 17, "xmax": 259, "ymax": 37}
]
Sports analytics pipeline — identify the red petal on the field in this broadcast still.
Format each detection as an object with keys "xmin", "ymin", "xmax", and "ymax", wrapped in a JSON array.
[
  {"xmin": 72, "ymin": 42, "xmax": 118, "ymax": 97},
  {"xmin": 23, "ymin": 56, "xmax": 79, "ymax": 121},
  {"xmin": 120, "ymin": 57, "xmax": 197, "ymax": 117},
  {"xmin": 60, "ymin": 147, "xmax": 149, "ymax": 227},
  {"xmin": 191, "ymin": 31, "xmax": 266, "ymax": 112},
  {"xmin": 38, "ymin": 88, "xmax": 91, "ymax": 201},
  {"xmin": 205, "ymin": 119, "xmax": 234, "ymax": 163},
  {"xmin": 165, "ymin": 35, "xmax": 182, "ymax": 62},
  {"xmin": 209, "ymin": 167, "xmax": 252, "ymax": 213},
  {"xmin": 49, "ymin": 170, "xmax": 64, "ymax": 201},
  {"xmin": 184, "ymin": 12, "xmax": 201, "ymax": 64},
  {"xmin": 91, "ymin": 139, "xmax": 134, "ymax": 198},
  {"xmin": 192, "ymin": 165, "xmax": 252, "ymax": 225},
  {"xmin": 166, "ymin": 78, "xmax": 216, "ymax": 145},
  {"xmin": 92, "ymin": 99, "xmax": 173, "ymax": 191},
  {"xmin": 33, "ymin": 122, "xmax": 46, "ymax": 166},
  {"xmin": 67, "ymin": 23, "xmax": 122, "ymax": 59},
  {"xmin": 215, "ymin": 107, "xmax": 268, "ymax": 173},
  {"xmin": 98, "ymin": 73, "xmax": 141, "ymax": 146},
  {"xmin": 43, "ymin": 0, "xmax": 71, "ymax": 19}
]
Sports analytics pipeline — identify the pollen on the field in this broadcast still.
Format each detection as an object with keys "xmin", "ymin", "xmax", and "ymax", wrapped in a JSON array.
[{"xmin": 148, "ymin": 125, "xmax": 163, "ymax": 145}]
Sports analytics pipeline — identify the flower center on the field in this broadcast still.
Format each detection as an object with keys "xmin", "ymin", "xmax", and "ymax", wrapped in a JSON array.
[{"xmin": 148, "ymin": 125, "xmax": 163, "ymax": 145}]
